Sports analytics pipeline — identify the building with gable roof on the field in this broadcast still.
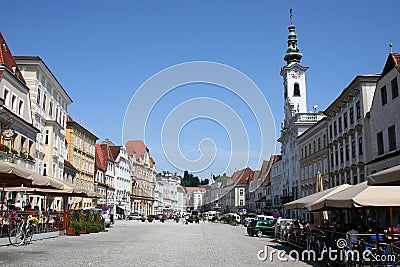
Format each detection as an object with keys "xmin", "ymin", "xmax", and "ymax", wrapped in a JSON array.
[
  {"xmin": 125, "ymin": 140, "xmax": 156, "ymax": 216},
  {"xmin": 0, "ymin": 33, "xmax": 39, "ymax": 207},
  {"xmin": 366, "ymin": 52, "xmax": 400, "ymax": 175},
  {"xmin": 95, "ymin": 141, "xmax": 116, "ymax": 209},
  {"xmin": 0, "ymin": 33, "xmax": 37, "ymax": 169},
  {"xmin": 109, "ymin": 143, "xmax": 131, "ymax": 215},
  {"xmin": 219, "ymin": 167, "xmax": 254, "ymax": 214}
]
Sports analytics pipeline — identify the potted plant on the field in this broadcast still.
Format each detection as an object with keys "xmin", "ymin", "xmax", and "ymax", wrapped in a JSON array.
[
  {"xmin": 10, "ymin": 148, "xmax": 18, "ymax": 155},
  {"xmin": 174, "ymin": 215, "xmax": 180, "ymax": 223},
  {"xmin": 147, "ymin": 216, "xmax": 154, "ymax": 223},
  {"xmin": 80, "ymin": 221, "xmax": 88, "ymax": 234},
  {"xmin": 160, "ymin": 215, "xmax": 166, "ymax": 223},
  {"xmin": 70, "ymin": 221, "xmax": 82, "ymax": 235}
]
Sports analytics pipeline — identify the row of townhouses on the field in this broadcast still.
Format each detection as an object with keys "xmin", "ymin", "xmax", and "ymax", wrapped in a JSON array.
[{"xmin": 0, "ymin": 32, "xmax": 163, "ymax": 216}]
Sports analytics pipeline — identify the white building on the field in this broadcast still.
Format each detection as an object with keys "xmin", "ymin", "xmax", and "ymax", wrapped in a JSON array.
[
  {"xmin": 186, "ymin": 187, "xmax": 207, "ymax": 212},
  {"xmin": 277, "ymin": 15, "xmax": 324, "ymax": 217},
  {"xmin": 270, "ymin": 156, "xmax": 282, "ymax": 213},
  {"xmin": 111, "ymin": 145, "xmax": 131, "ymax": 214},
  {"xmin": 366, "ymin": 52, "xmax": 400, "ymax": 174},
  {"xmin": 298, "ymin": 118, "xmax": 329, "ymax": 198},
  {"xmin": 16, "ymin": 56, "xmax": 72, "ymax": 210},
  {"xmin": 324, "ymin": 75, "xmax": 379, "ymax": 187},
  {"xmin": 155, "ymin": 171, "xmax": 182, "ymax": 215},
  {"xmin": 15, "ymin": 56, "xmax": 72, "ymax": 180},
  {"xmin": 176, "ymin": 185, "xmax": 187, "ymax": 214}
]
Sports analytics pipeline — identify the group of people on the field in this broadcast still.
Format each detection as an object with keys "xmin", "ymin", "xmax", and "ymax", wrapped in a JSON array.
[{"xmin": 284, "ymin": 217, "xmax": 392, "ymax": 250}]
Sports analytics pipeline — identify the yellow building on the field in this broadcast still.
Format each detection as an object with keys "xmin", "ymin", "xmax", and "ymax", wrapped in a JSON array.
[{"xmin": 65, "ymin": 115, "xmax": 98, "ymax": 209}]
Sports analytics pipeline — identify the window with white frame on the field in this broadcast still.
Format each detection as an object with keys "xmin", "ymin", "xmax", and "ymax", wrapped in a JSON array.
[
  {"xmin": 3, "ymin": 88, "xmax": 9, "ymax": 106},
  {"xmin": 44, "ymin": 129, "xmax": 49, "ymax": 145},
  {"xmin": 18, "ymin": 100, "xmax": 24, "ymax": 116},
  {"xmin": 43, "ymin": 163, "xmax": 47, "ymax": 176},
  {"xmin": 11, "ymin": 94, "xmax": 17, "ymax": 112}
]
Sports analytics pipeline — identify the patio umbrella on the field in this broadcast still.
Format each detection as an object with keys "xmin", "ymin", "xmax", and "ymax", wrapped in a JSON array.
[
  {"xmin": 314, "ymin": 181, "xmax": 400, "ymax": 209},
  {"xmin": 367, "ymin": 165, "xmax": 400, "ymax": 186},
  {"xmin": 0, "ymin": 161, "xmax": 65, "ymax": 189},
  {"xmin": 284, "ymin": 184, "xmax": 351, "ymax": 210}
]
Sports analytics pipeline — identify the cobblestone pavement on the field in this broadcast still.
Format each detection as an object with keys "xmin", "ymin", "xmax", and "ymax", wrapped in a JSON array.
[{"xmin": 0, "ymin": 220, "xmax": 317, "ymax": 267}]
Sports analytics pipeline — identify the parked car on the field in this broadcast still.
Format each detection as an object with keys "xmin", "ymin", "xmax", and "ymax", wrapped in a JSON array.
[
  {"xmin": 225, "ymin": 213, "xmax": 241, "ymax": 224},
  {"xmin": 129, "ymin": 213, "xmax": 143, "ymax": 220},
  {"xmin": 243, "ymin": 213, "xmax": 258, "ymax": 227},
  {"xmin": 247, "ymin": 219, "xmax": 275, "ymax": 237}
]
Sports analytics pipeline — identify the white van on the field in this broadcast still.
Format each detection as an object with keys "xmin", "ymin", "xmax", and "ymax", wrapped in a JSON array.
[{"xmin": 226, "ymin": 213, "xmax": 241, "ymax": 223}]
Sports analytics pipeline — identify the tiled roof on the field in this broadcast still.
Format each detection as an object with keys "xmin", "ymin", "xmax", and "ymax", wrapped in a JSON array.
[
  {"xmin": 95, "ymin": 143, "xmax": 115, "ymax": 171},
  {"xmin": 235, "ymin": 167, "xmax": 254, "ymax": 185},
  {"xmin": 185, "ymin": 187, "xmax": 207, "ymax": 195},
  {"xmin": 150, "ymin": 157, "xmax": 155, "ymax": 167},
  {"xmin": 125, "ymin": 140, "xmax": 149, "ymax": 159},
  {"xmin": 66, "ymin": 114, "xmax": 74, "ymax": 123},
  {"xmin": 381, "ymin": 53, "xmax": 400, "ymax": 78},
  {"xmin": 109, "ymin": 145, "xmax": 122, "ymax": 161},
  {"xmin": 0, "ymin": 33, "xmax": 25, "ymax": 84}
]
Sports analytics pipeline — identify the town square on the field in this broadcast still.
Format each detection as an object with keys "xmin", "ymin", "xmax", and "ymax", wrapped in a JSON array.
[{"xmin": 1, "ymin": 1, "xmax": 400, "ymax": 267}]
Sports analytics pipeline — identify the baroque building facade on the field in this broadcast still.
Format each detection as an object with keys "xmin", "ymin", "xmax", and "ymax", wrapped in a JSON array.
[
  {"xmin": 324, "ymin": 75, "xmax": 379, "ymax": 187},
  {"xmin": 125, "ymin": 140, "xmax": 156, "ymax": 216},
  {"xmin": 298, "ymin": 118, "xmax": 329, "ymax": 198},
  {"xmin": 65, "ymin": 115, "xmax": 98, "ymax": 209},
  {"xmin": 277, "ymin": 15, "xmax": 324, "ymax": 217}
]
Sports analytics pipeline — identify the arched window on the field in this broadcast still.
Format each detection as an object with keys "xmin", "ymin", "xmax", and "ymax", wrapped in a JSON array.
[{"xmin": 294, "ymin": 83, "xmax": 300, "ymax": 96}]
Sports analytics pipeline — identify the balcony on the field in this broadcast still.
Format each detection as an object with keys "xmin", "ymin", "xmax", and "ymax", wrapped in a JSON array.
[{"xmin": 0, "ymin": 151, "xmax": 35, "ymax": 172}]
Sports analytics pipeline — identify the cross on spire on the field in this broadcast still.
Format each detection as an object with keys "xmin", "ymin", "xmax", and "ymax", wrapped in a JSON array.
[{"xmin": 290, "ymin": 8, "xmax": 293, "ymax": 25}]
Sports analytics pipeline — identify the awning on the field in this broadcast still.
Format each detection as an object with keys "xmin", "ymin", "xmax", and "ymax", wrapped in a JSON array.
[
  {"xmin": 0, "ymin": 161, "xmax": 64, "ymax": 189},
  {"xmin": 284, "ymin": 184, "xmax": 351, "ymax": 210},
  {"xmin": 319, "ymin": 181, "xmax": 400, "ymax": 209},
  {"xmin": 367, "ymin": 165, "xmax": 400, "ymax": 186}
]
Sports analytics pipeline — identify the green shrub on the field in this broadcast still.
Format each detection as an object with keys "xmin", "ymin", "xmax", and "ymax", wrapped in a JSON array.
[{"xmin": 71, "ymin": 221, "xmax": 83, "ymax": 235}]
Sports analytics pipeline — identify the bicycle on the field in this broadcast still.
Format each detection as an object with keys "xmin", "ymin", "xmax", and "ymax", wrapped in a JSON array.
[{"xmin": 8, "ymin": 216, "xmax": 36, "ymax": 246}]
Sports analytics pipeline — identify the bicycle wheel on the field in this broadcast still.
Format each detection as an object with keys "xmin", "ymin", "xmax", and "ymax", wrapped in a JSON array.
[{"xmin": 9, "ymin": 227, "xmax": 25, "ymax": 246}]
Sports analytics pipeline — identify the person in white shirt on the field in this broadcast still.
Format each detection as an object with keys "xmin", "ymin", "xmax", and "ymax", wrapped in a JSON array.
[{"xmin": 346, "ymin": 224, "xmax": 359, "ymax": 248}]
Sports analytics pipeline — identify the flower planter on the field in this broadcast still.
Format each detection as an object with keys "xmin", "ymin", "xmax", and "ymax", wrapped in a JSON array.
[
  {"xmin": 80, "ymin": 228, "xmax": 88, "ymax": 234},
  {"xmin": 66, "ymin": 227, "xmax": 76, "ymax": 235}
]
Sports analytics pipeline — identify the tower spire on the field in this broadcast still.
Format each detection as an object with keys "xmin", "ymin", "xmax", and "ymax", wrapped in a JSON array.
[
  {"xmin": 390, "ymin": 38, "xmax": 393, "ymax": 54},
  {"xmin": 284, "ymin": 8, "xmax": 303, "ymax": 65}
]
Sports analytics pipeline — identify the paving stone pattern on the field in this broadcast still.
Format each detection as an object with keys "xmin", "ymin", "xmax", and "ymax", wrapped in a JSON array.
[{"xmin": 0, "ymin": 220, "xmax": 315, "ymax": 267}]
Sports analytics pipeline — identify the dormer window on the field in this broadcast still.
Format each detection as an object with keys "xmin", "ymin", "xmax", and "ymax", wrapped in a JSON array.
[{"xmin": 294, "ymin": 83, "xmax": 300, "ymax": 96}]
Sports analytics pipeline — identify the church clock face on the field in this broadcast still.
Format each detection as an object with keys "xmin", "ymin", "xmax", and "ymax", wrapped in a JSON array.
[{"xmin": 291, "ymin": 69, "xmax": 301, "ymax": 79}]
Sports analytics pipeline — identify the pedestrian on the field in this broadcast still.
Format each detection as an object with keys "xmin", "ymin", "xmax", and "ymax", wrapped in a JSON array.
[{"xmin": 110, "ymin": 212, "xmax": 114, "ymax": 224}]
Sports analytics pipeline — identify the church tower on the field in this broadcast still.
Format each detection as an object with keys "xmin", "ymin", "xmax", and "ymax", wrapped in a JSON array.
[{"xmin": 280, "ymin": 9, "xmax": 308, "ymax": 125}]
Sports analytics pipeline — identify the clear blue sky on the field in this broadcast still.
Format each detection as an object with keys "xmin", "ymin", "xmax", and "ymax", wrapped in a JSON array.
[{"xmin": 3, "ymin": 1, "xmax": 400, "ymax": 179}]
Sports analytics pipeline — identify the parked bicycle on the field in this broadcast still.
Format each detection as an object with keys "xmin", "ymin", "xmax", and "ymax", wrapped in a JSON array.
[{"xmin": 9, "ymin": 216, "xmax": 37, "ymax": 246}]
